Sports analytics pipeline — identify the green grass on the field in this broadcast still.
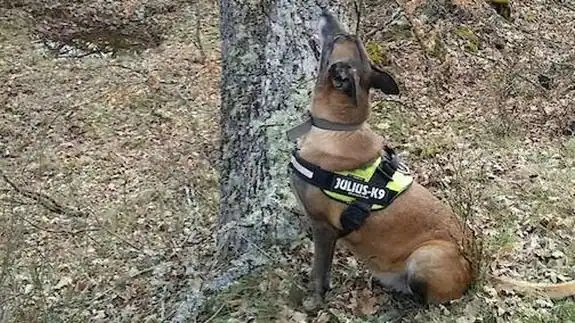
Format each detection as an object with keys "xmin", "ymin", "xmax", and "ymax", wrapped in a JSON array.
[
  {"xmin": 371, "ymin": 100, "xmax": 419, "ymax": 144},
  {"xmin": 491, "ymin": 227, "xmax": 518, "ymax": 251},
  {"xmin": 454, "ymin": 26, "xmax": 480, "ymax": 53},
  {"xmin": 552, "ymin": 299, "xmax": 575, "ymax": 323},
  {"xmin": 520, "ymin": 299, "xmax": 575, "ymax": 323},
  {"xmin": 565, "ymin": 138, "xmax": 575, "ymax": 159},
  {"xmin": 198, "ymin": 267, "xmax": 294, "ymax": 323}
]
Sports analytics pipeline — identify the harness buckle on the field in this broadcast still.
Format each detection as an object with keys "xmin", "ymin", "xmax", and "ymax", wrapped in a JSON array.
[{"xmin": 340, "ymin": 201, "xmax": 371, "ymax": 234}]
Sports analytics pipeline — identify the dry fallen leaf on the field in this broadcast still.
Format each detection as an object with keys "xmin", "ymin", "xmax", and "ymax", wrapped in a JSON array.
[
  {"xmin": 355, "ymin": 288, "xmax": 378, "ymax": 316},
  {"xmin": 54, "ymin": 276, "xmax": 73, "ymax": 290}
]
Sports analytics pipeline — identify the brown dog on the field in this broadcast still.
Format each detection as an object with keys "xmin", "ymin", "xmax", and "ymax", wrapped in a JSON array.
[{"xmin": 288, "ymin": 10, "xmax": 575, "ymax": 307}]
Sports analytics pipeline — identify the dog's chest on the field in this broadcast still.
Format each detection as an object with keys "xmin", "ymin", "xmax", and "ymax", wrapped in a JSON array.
[{"xmin": 289, "ymin": 171, "xmax": 347, "ymax": 228}]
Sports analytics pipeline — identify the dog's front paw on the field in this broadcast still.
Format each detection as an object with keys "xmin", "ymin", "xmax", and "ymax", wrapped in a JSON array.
[{"xmin": 302, "ymin": 293, "xmax": 325, "ymax": 312}]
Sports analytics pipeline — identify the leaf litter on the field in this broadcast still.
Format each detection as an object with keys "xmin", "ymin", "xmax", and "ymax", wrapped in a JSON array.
[{"xmin": 1, "ymin": 0, "xmax": 575, "ymax": 322}]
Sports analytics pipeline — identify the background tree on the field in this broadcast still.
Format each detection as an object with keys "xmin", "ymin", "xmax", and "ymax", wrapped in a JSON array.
[{"xmin": 218, "ymin": 0, "xmax": 357, "ymax": 262}]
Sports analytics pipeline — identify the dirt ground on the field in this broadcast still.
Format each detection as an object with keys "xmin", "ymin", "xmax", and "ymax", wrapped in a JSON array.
[
  {"xmin": 1, "ymin": 0, "xmax": 574, "ymax": 322},
  {"xmin": 1, "ymin": 1, "xmax": 220, "ymax": 321}
]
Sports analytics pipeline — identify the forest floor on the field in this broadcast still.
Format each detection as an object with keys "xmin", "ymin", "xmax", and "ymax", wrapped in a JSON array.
[{"xmin": 1, "ymin": 0, "xmax": 574, "ymax": 322}]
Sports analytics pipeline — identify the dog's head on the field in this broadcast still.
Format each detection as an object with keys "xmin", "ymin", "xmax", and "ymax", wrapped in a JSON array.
[{"xmin": 311, "ymin": 11, "xmax": 399, "ymax": 123}]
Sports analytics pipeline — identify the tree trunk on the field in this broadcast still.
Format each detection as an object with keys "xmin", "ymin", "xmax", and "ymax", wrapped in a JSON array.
[{"xmin": 219, "ymin": 0, "xmax": 356, "ymax": 261}]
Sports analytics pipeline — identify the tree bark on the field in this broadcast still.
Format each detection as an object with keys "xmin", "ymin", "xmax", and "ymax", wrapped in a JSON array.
[{"xmin": 219, "ymin": 0, "xmax": 356, "ymax": 261}]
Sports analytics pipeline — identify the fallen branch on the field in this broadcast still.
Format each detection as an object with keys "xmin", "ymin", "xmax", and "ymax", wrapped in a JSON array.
[
  {"xmin": 458, "ymin": 49, "xmax": 549, "ymax": 94},
  {"xmin": 91, "ymin": 213, "xmax": 146, "ymax": 254},
  {"xmin": 1, "ymin": 172, "xmax": 87, "ymax": 218},
  {"xmin": 1, "ymin": 171, "xmax": 158, "ymax": 258}
]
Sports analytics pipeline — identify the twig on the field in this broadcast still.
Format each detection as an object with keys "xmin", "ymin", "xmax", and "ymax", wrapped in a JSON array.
[
  {"xmin": 192, "ymin": 1, "xmax": 207, "ymax": 63},
  {"xmin": 83, "ymin": 265, "xmax": 157, "ymax": 314},
  {"xmin": 129, "ymin": 266, "xmax": 156, "ymax": 278},
  {"xmin": 1, "ymin": 172, "xmax": 86, "ymax": 217},
  {"xmin": 0, "ymin": 293, "xmax": 22, "ymax": 307},
  {"xmin": 19, "ymin": 216, "xmax": 99, "ymax": 236},
  {"xmin": 239, "ymin": 233, "xmax": 309, "ymax": 292},
  {"xmin": 171, "ymin": 251, "xmax": 263, "ymax": 322},
  {"xmin": 74, "ymin": 50, "xmax": 106, "ymax": 59},
  {"xmin": 0, "ymin": 197, "xmax": 35, "ymax": 206},
  {"xmin": 202, "ymin": 304, "xmax": 226, "ymax": 323},
  {"xmin": 458, "ymin": 42, "xmax": 550, "ymax": 94},
  {"xmin": 286, "ymin": 206, "xmax": 305, "ymax": 217},
  {"xmin": 239, "ymin": 233, "xmax": 277, "ymax": 262},
  {"xmin": 364, "ymin": 9, "xmax": 402, "ymax": 40},
  {"xmin": 95, "ymin": 217, "xmax": 144, "ymax": 253},
  {"xmin": 354, "ymin": 0, "xmax": 363, "ymax": 35},
  {"xmin": 110, "ymin": 64, "xmax": 147, "ymax": 75},
  {"xmin": 458, "ymin": 48, "xmax": 499, "ymax": 64}
]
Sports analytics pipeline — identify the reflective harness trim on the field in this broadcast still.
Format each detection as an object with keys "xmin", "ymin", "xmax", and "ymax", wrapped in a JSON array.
[
  {"xmin": 323, "ymin": 162, "xmax": 413, "ymax": 210},
  {"xmin": 289, "ymin": 148, "xmax": 413, "ymax": 234}
]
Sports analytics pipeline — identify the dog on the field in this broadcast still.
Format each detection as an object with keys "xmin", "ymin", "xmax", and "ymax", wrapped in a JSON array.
[{"xmin": 287, "ymin": 10, "xmax": 575, "ymax": 308}]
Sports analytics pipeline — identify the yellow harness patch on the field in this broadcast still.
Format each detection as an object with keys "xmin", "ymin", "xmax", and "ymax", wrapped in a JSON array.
[{"xmin": 322, "ymin": 157, "xmax": 413, "ymax": 210}]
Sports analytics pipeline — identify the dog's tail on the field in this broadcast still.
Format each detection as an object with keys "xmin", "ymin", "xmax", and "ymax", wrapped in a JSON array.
[{"xmin": 494, "ymin": 276, "xmax": 575, "ymax": 298}]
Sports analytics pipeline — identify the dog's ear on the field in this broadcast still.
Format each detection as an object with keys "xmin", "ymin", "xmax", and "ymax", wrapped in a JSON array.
[
  {"xmin": 328, "ymin": 62, "xmax": 361, "ymax": 103},
  {"xmin": 370, "ymin": 64, "xmax": 400, "ymax": 95}
]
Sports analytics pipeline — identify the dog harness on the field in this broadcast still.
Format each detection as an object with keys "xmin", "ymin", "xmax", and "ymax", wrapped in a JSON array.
[{"xmin": 289, "ymin": 147, "xmax": 413, "ymax": 234}]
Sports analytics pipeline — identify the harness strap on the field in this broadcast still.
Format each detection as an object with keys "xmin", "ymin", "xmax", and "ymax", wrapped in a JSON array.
[
  {"xmin": 339, "ymin": 201, "xmax": 372, "ymax": 236},
  {"xmin": 289, "ymin": 151, "xmax": 400, "ymax": 206},
  {"xmin": 286, "ymin": 112, "xmax": 364, "ymax": 141}
]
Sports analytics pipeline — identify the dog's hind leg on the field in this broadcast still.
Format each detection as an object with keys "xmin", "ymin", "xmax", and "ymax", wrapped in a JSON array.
[{"xmin": 405, "ymin": 241, "xmax": 473, "ymax": 304}]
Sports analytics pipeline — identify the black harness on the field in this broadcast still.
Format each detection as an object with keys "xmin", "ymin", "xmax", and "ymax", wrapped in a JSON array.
[{"xmin": 289, "ymin": 146, "xmax": 412, "ymax": 235}]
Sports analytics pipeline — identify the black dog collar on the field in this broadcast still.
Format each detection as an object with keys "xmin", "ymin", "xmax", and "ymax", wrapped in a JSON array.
[{"xmin": 286, "ymin": 112, "xmax": 363, "ymax": 141}]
